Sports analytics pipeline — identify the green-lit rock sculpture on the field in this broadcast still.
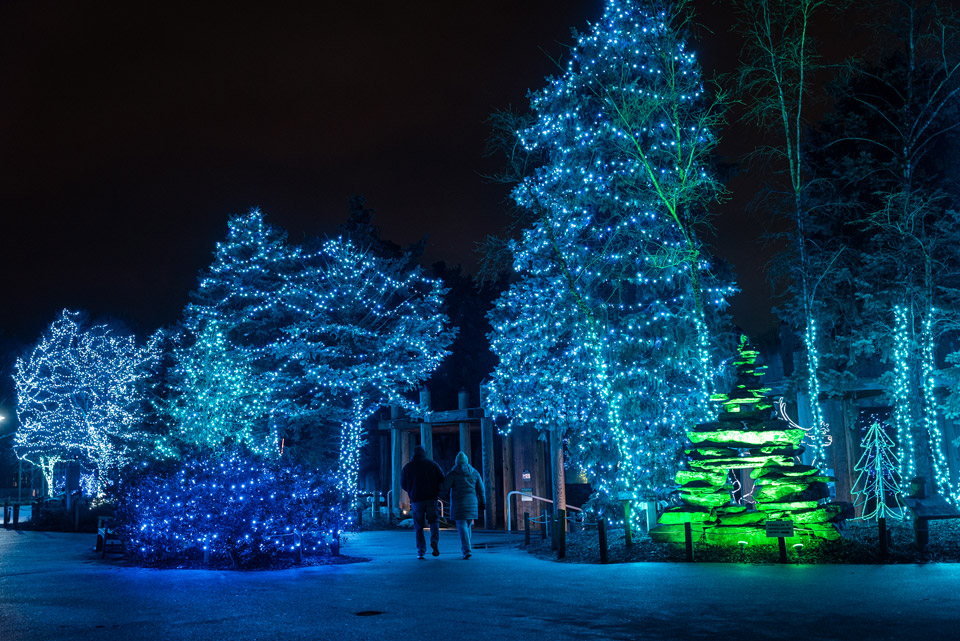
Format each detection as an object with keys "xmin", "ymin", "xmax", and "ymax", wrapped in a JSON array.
[{"xmin": 650, "ymin": 335, "xmax": 843, "ymax": 546}]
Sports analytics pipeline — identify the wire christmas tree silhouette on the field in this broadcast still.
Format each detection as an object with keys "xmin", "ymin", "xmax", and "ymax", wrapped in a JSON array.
[{"xmin": 852, "ymin": 422, "xmax": 904, "ymax": 521}]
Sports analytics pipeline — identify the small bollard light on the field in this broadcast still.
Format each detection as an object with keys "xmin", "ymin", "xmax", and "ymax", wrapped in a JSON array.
[{"xmin": 793, "ymin": 543, "xmax": 804, "ymax": 564}]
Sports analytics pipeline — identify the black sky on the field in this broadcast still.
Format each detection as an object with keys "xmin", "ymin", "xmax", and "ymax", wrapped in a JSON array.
[{"xmin": 1, "ymin": 1, "xmax": 785, "ymax": 348}]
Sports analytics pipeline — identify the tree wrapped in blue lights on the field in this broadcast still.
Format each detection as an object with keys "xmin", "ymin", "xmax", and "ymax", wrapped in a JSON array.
[
  {"xmin": 187, "ymin": 208, "xmax": 296, "ymax": 352},
  {"xmin": 13, "ymin": 309, "xmax": 150, "ymax": 495},
  {"xmin": 116, "ymin": 448, "xmax": 343, "ymax": 568},
  {"xmin": 486, "ymin": 0, "xmax": 734, "ymax": 512},
  {"xmin": 167, "ymin": 209, "xmax": 295, "ymax": 455},
  {"xmin": 271, "ymin": 236, "xmax": 454, "ymax": 504},
  {"xmin": 160, "ymin": 319, "xmax": 274, "ymax": 458}
]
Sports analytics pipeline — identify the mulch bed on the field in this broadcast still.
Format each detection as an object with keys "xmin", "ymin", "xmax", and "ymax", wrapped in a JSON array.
[{"xmin": 520, "ymin": 519, "xmax": 960, "ymax": 564}]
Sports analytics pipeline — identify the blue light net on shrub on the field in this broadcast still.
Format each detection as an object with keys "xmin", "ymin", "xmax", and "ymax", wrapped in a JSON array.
[{"xmin": 115, "ymin": 448, "xmax": 345, "ymax": 568}]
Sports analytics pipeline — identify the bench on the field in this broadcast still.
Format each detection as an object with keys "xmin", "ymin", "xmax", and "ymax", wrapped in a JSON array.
[
  {"xmin": 96, "ymin": 516, "xmax": 124, "ymax": 558},
  {"xmin": 902, "ymin": 477, "xmax": 960, "ymax": 549}
]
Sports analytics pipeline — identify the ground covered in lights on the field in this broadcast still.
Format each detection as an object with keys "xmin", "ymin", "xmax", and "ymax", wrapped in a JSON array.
[{"xmin": 520, "ymin": 520, "xmax": 960, "ymax": 564}]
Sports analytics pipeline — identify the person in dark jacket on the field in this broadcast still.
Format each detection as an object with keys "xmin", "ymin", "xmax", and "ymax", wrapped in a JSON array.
[
  {"xmin": 400, "ymin": 445, "xmax": 445, "ymax": 559},
  {"xmin": 440, "ymin": 451, "xmax": 485, "ymax": 559}
]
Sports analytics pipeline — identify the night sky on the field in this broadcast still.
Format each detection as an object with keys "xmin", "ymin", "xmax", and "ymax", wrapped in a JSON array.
[{"xmin": 1, "ymin": 1, "xmax": 801, "ymax": 351}]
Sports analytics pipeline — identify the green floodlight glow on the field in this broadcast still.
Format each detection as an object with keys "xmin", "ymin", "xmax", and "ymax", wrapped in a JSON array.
[
  {"xmin": 718, "ymin": 510, "xmax": 767, "ymax": 526},
  {"xmin": 675, "ymin": 469, "xmax": 727, "ymax": 486},
  {"xmin": 688, "ymin": 428, "xmax": 805, "ymax": 447},
  {"xmin": 750, "ymin": 464, "xmax": 821, "ymax": 480},
  {"xmin": 753, "ymin": 481, "xmax": 816, "ymax": 502},
  {"xmin": 653, "ymin": 333, "xmax": 843, "ymax": 548},
  {"xmin": 758, "ymin": 500, "xmax": 820, "ymax": 511},
  {"xmin": 691, "ymin": 455, "xmax": 795, "ymax": 470},
  {"xmin": 684, "ymin": 492, "xmax": 734, "ymax": 508},
  {"xmin": 658, "ymin": 509, "xmax": 715, "ymax": 524}
]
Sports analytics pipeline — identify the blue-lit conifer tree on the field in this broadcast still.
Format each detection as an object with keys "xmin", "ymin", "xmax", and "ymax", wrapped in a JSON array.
[
  {"xmin": 160, "ymin": 210, "xmax": 294, "ymax": 459},
  {"xmin": 271, "ymin": 236, "xmax": 454, "ymax": 504},
  {"xmin": 161, "ymin": 320, "xmax": 273, "ymax": 457},
  {"xmin": 487, "ymin": 0, "xmax": 734, "ymax": 512},
  {"xmin": 13, "ymin": 309, "xmax": 150, "ymax": 495}
]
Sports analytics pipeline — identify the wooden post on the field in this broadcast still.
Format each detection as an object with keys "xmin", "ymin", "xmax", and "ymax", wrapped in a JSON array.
[
  {"xmin": 778, "ymin": 536, "xmax": 788, "ymax": 563},
  {"xmin": 524, "ymin": 512, "xmax": 530, "ymax": 546},
  {"xmin": 915, "ymin": 517, "xmax": 930, "ymax": 550},
  {"xmin": 598, "ymin": 518, "xmax": 609, "ymax": 564},
  {"xmin": 501, "ymin": 432, "xmax": 514, "ymax": 531},
  {"xmin": 480, "ymin": 417, "xmax": 496, "ymax": 530},
  {"xmin": 878, "ymin": 516, "xmax": 888, "ymax": 559},
  {"xmin": 557, "ymin": 509, "xmax": 566, "ymax": 559},
  {"xmin": 684, "ymin": 522, "xmax": 694, "ymax": 562},
  {"xmin": 623, "ymin": 501, "xmax": 633, "ymax": 548},
  {"xmin": 3, "ymin": 499, "xmax": 8, "ymax": 528},
  {"xmin": 390, "ymin": 427, "xmax": 402, "ymax": 517},
  {"xmin": 551, "ymin": 510, "xmax": 558, "ymax": 551},
  {"xmin": 541, "ymin": 506, "xmax": 548, "ymax": 540},
  {"xmin": 401, "ymin": 432, "xmax": 413, "ymax": 512},
  {"xmin": 420, "ymin": 386, "xmax": 433, "ymax": 461},
  {"xmin": 458, "ymin": 389, "xmax": 471, "ymax": 463}
]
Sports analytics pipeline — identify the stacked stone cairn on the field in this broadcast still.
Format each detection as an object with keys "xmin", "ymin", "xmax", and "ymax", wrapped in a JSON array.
[{"xmin": 650, "ymin": 337, "xmax": 842, "ymax": 546}]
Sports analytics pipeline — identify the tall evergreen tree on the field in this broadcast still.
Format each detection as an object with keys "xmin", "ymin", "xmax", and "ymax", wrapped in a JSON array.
[
  {"xmin": 270, "ymin": 236, "xmax": 454, "ymax": 503},
  {"xmin": 161, "ymin": 319, "xmax": 274, "ymax": 458},
  {"xmin": 161, "ymin": 209, "xmax": 296, "ymax": 458},
  {"xmin": 486, "ymin": 0, "xmax": 734, "ymax": 513}
]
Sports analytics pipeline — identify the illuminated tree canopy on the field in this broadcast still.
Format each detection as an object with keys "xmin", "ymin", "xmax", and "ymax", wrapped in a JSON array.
[
  {"xmin": 271, "ymin": 236, "xmax": 455, "ymax": 500},
  {"xmin": 13, "ymin": 309, "xmax": 150, "ymax": 495},
  {"xmin": 146, "ymin": 209, "xmax": 453, "ymax": 505},
  {"xmin": 160, "ymin": 319, "xmax": 273, "ymax": 458},
  {"xmin": 486, "ymin": 0, "xmax": 734, "ymax": 510}
]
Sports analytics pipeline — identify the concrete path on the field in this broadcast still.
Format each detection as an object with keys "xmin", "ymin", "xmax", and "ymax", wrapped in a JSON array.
[{"xmin": 1, "ymin": 527, "xmax": 958, "ymax": 640}]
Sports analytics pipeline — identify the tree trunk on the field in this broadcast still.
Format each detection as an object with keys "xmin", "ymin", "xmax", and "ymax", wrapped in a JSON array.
[{"xmin": 549, "ymin": 430, "xmax": 566, "ymax": 531}]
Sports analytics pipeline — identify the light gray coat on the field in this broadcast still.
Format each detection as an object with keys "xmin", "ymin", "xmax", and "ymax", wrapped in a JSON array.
[{"xmin": 441, "ymin": 462, "xmax": 485, "ymax": 521}]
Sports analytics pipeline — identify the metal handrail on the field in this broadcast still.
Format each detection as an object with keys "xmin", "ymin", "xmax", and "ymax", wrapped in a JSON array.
[{"xmin": 506, "ymin": 491, "xmax": 582, "ymax": 532}]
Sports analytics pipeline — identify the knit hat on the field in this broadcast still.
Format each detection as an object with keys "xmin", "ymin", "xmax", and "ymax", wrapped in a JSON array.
[
  {"xmin": 455, "ymin": 451, "xmax": 468, "ymax": 465},
  {"xmin": 413, "ymin": 445, "xmax": 427, "ymax": 459}
]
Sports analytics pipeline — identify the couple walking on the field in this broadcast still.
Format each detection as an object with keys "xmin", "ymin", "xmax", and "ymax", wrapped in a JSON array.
[{"xmin": 401, "ymin": 446, "xmax": 485, "ymax": 559}]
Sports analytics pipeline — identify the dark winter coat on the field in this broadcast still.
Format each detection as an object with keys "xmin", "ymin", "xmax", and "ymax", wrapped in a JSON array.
[
  {"xmin": 440, "ymin": 462, "xmax": 485, "ymax": 520},
  {"xmin": 400, "ymin": 449, "xmax": 444, "ymax": 503}
]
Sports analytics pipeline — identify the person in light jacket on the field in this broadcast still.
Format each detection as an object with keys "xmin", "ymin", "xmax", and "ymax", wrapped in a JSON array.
[{"xmin": 440, "ymin": 451, "xmax": 485, "ymax": 559}]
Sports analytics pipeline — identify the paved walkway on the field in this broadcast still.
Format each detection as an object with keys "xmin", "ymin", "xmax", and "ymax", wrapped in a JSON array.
[{"xmin": 1, "ymin": 527, "xmax": 958, "ymax": 640}]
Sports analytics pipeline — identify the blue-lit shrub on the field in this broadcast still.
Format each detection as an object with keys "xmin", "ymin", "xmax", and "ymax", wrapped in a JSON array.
[{"xmin": 115, "ymin": 448, "xmax": 345, "ymax": 568}]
